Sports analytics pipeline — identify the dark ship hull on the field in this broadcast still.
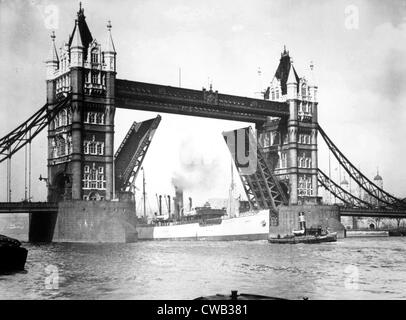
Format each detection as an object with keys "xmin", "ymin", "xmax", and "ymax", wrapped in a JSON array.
[
  {"xmin": 268, "ymin": 232, "xmax": 337, "ymax": 244},
  {"xmin": 0, "ymin": 235, "xmax": 28, "ymax": 272}
]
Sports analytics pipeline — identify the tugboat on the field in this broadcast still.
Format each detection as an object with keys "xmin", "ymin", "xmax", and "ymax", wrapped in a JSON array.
[
  {"xmin": 268, "ymin": 228, "xmax": 337, "ymax": 244},
  {"xmin": 0, "ymin": 234, "xmax": 28, "ymax": 272},
  {"xmin": 268, "ymin": 211, "xmax": 337, "ymax": 244}
]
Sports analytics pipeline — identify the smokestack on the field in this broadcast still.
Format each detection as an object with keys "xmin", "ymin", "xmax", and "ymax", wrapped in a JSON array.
[
  {"xmin": 189, "ymin": 197, "xmax": 192, "ymax": 211},
  {"xmin": 175, "ymin": 186, "xmax": 184, "ymax": 219},
  {"xmin": 159, "ymin": 195, "xmax": 162, "ymax": 216},
  {"xmin": 167, "ymin": 195, "xmax": 171, "ymax": 218}
]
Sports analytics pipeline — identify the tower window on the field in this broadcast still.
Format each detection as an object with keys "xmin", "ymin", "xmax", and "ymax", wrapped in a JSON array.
[
  {"xmin": 91, "ymin": 72, "xmax": 99, "ymax": 84},
  {"xmin": 96, "ymin": 143, "xmax": 104, "ymax": 155},
  {"xmin": 89, "ymin": 142, "xmax": 96, "ymax": 155},
  {"xmin": 82, "ymin": 163, "xmax": 106, "ymax": 191},
  {"xmin": 301, "ymin": 84, "xmax": 306, "ymax": 98},
  {"xmin": 84, "ymin": 142, "xmax": 89, "ymax": 154},
  {"xmin": 89, "ymin": 113, "xmax": 96, "ymax": 123},
  {"xmin": 91, "ymin": 50, "xmax": 99, "ymax": 64},
  {"xmin": 96, "ymin": 113, "xmax": 104, "ymax": 124}
]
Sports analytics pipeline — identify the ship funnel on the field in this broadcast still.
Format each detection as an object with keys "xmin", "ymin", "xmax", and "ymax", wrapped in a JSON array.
[
  {"xmin": 174, "ymin": 186, "xmax": 184, "ymax": 219},
  {"xmin": 189, "ymin": 197, "xmax": 192, "ymax": 211},
  {"xmin": 167, "ymin": 195, "xmax": 171, "ymax": 218}
]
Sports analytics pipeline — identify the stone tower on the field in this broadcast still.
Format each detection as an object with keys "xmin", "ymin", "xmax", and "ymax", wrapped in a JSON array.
[
  {"xmin": 258, "ymin": 47, "xmax": 319, "ymax": 205},
  {"xmin": 46, "ymin": 5, "xmax": 116, "ymax": 202}
]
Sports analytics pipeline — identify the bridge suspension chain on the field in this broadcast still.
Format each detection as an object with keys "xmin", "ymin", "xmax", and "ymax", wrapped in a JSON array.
[
  {"xmin": 317, "ymin": 169, "xmax": 373, "ymax": 208},
  {"xmin": 0, "ymin": 95, "xmax": 71, "ymax": 164},
  {"xmin": 318, "ymin": 124, "xmax": 406, "ymax": 209}
]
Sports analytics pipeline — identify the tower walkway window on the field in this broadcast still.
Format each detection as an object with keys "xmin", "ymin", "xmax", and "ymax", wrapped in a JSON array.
[
  {"xmin": 82, "ymin": 164, "xmax": 106, "ymax": 191},
  {"xmin": 83, "ymin": 140, "xmax": 104, "ymax": 155},
  {"xmin": 85, "ymin": 112, "xmax": 105, "ymax": 125}
]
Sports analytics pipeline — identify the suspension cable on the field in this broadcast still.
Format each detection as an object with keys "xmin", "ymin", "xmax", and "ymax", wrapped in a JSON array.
[
  {"xmin": 318, "ymin": 124, "xmax": 405, "ymax": 209},
  {"xmin": 0, "ymin": 95, "xmax": 71, "ymax": 164}
]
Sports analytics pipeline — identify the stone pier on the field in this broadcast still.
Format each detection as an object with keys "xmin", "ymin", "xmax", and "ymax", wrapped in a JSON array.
[{"xmin": 270, "ymin": 204, "xmax": 346, "ymax": 239}]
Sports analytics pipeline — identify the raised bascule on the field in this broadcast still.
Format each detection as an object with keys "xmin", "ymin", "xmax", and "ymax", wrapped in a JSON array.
[{"xmin": 1, "ymin": 5, "xmax": 406, "ymax": 242}]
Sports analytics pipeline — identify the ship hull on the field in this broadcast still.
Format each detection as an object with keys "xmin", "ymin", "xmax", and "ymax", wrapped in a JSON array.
[{"xmin": 136, "ymin": 210, "xmax": 269, "ymax": 241}]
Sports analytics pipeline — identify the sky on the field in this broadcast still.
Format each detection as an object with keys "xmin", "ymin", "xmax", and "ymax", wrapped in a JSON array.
[{"xmin": 0, "ymin": 0, "xmax": 405, "ymax": 210}]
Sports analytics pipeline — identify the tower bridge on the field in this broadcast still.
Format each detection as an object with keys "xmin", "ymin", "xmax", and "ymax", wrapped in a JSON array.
[{"xmin": 0, "ymin": 5, "xmax": 405, "ymax": 242}]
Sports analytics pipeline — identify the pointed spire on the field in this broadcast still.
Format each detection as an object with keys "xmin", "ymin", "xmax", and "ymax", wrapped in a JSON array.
[
  {"xmin": 374, "ymin": 167, "xmax": 382, "ymax": 181},
  {"xmin": 287, "ymin": 59, "xmax": 297, "ymax": 84},
  {"xmin": 46, "ymin": 31, "xmax": 59, "ymax": 62},
  {"xmin": 104, "ymin": 20, "xmax": 116, "ymax": 53},
  {"xmin": 71, "ymin": 19, "xmax": 83, "ymax": 49},
  {"xmin": 308, "ymin": 60, "xmax": 317, "ymax": 87}
]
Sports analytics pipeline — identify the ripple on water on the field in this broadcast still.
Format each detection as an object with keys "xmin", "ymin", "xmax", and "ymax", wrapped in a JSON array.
[{"xmin": 1, "ymin": 238, "xmax": 406, "ymax": 299}]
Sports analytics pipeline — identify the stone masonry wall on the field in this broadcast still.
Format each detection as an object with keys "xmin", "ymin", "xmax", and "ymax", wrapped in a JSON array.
[
  {"xmin": 270, "ymin": 204, "xmax": 346, "ymax": 238},
  {"xmin": 53, "ymin": 200, "xmax": 137, "ymax": 242}
]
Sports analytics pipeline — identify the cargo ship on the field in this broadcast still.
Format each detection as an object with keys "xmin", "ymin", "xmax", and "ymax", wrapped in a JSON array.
[
  {"xmin": 135, "ymin": 166, "xmax": 270, "ymax": 241},
  {"xmin": 136, "ymin": 205, "xmax": 270, "ymax": 241}
]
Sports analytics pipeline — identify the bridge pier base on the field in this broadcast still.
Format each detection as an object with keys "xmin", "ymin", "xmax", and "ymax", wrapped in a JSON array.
[
  {"xmin": 29, "ymin": 212, "xmax": 58, "ymax": 243},
  {"xmin": 52, "ymin": 200, "xmax": 137, "ymax": 243},
  {"xmin": 270, "ymin": 205, "xmax": 346, "ymax": 239}
]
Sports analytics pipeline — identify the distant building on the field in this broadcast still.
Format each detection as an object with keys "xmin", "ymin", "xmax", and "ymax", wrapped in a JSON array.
[{"xmin": 341, "ymin": 170, "xmax": 405, "ymax": 229}]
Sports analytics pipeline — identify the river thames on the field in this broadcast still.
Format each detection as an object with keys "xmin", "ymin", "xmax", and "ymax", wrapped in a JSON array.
[{"xmin": 1, "ymin": 237, "xmax": 406, "ymax": 299}]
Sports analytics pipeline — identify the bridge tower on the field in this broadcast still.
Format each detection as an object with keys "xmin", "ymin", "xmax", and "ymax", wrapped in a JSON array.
[
  {"xmin": 259, "ymin": 48, "xmax": 319, "ymax": 205},
  {"xmin": 46, "ymin": 5, "xmax": 116, "ymax": 202}
]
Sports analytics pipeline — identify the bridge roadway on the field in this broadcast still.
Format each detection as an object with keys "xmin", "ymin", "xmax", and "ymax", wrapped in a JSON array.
[
  {"xmin": 115, "ymin": 79, "xmax": 290, "ymax": 123},
  {"xmin": 340, "ymin": 207, "xmax": 406, "ymax": 218},
  {"xmin": 0, "ymin": 202, "xmax": 58, "ymax": 214}
]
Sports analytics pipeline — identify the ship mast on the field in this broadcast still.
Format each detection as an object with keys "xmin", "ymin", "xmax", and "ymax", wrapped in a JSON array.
[
  {"xmin": 228, "ymin": 161, "xmax": 236, "ymax": 217},
  {"xmin": 142, "ymin": 167, "xmax": 146, "ymax": 218}
]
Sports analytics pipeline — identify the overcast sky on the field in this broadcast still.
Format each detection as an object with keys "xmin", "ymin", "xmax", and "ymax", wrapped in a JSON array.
[{"xmin": 0, "ymin": 0, "xmax": 405, "ymax": 209}]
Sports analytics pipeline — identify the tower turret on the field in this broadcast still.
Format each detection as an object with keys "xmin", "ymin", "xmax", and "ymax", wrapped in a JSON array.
[
  {"xmin": 374, "ymin": 169, "xmax": 383, "ymax": 189},
  {"xmin": 287, "ymin": 60, "xmax": 298, "ymax": 100},
  {"xmin": 46, "ymin": 31, "xmax": 59, "ymax": 80},
  {"xmin": 103, "ymin": 21, "xmax": 116, "ymax": 72},
  {"xmin": 308, "ymin": 61, "xmax": 318, "ymax": 103},
  {"xmin": 70, "ymin": 19, "xmax": 84, "ymax": 67}
]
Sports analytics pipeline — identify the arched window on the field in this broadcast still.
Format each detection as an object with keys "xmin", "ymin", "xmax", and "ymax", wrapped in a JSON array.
[
  {"xmin": 263, "ymin": 133, "xmax": 270, "ymax": 147},
  {"xmin": 67, "ymin": 136, "xmax": 72, "ymax": 154},
  {"xmin": 89, "ymin": 113, "xmax": 96, "ymax": 123},
  {"xmin": 97, "ymin": 143, "xmax": 104, "ymax": 155},
  {"xmin": 91, "ymin": 49, "xmax": 98, "ymax": 64},
  {"xmin": 301, "ymin": 84, "xmax": 306, "ymax": 98},
  {"xmin": 92, "ymin": 72, "xmax": 99, "ymax": 84},
  {"xmin": 61, "ymin": 110, "xmax": 67, "ymax": 126},
  {"xmin": 89, "ymin": 142, "xmax": 96, "ymax": 154},
  {"xmin": 90, "ymin": 170, "xmax": 97, "ymax": 181},
  {"xmin": 58, "ymin": 138, "xmax": 66, "ymax": 156},
  {"xmin": 67, "ymin": 109, "xmax": 72, "ymax": 125},
  {"xmin": 96, "ymin": 113, "xmax": 103, "ymax": 124},
  {"xmin": 83, "ymin": 141, "xmax": 89, "ymax": 154}
]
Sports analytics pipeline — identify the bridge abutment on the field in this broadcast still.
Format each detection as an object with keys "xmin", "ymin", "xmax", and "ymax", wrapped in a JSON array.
[
  {"xmin": 52, "ymin": 200, "xmax": 137, "ymax": 243},
  {"xmin": 270, "ymin": 205, "xmax": 346, "ymax": 239}
]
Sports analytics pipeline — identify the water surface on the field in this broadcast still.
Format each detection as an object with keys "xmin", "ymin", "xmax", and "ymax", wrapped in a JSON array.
[{"xmin": 1, "ymin": 238, "xmax": 405, "ymax": 299}]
